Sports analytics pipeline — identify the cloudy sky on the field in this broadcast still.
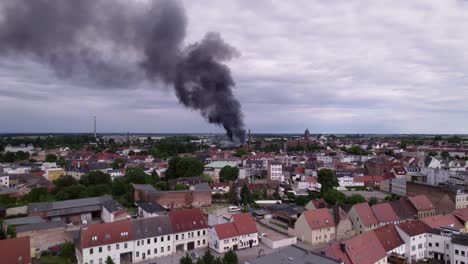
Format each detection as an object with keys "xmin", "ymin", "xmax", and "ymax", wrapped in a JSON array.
[{"xmin": 1, "ymin": 0, "xmax": 468, "ymax": 134}]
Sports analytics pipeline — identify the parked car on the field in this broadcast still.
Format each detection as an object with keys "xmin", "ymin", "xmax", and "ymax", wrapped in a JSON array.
[
  {"xmin": 228, "ymin": 206, "xmax": 241, "ymax": 212},
  {"xmin": 191, "ymin": 252, "xmax": 200, "ymax": 259}
]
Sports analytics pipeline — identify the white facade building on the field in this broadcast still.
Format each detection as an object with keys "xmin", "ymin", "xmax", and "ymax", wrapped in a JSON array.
[{"xmin": 0, "ymin": 174, "xmax": 9, "ymax": 187}]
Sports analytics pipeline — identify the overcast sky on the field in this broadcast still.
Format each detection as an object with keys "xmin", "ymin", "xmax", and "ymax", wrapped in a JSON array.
[{"xmin": 1, "ymin": 0, "xmax": 468, "ymax": 134}]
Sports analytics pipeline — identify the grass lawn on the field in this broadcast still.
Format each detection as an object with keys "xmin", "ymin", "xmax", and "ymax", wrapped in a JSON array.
[{"xmin": 34, "ymin": 256, "xmax": 70, "ymax": 264}]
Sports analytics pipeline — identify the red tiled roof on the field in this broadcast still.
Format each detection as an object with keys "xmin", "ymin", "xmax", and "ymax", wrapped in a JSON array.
[
  {"xmin": 211, "ymin": 182, "xmax": 230, "ymax": 188},
  {"xmin": 397, "ymin": 219, "xmax": 432, "ymax": 237},
  {"xmin": 345, "ymin": 231, "xmax": 387, "ymax": 264},
  {"xmin": 302, "ymin": 208, "xmax": 335, "ymax": 230},
  {"xmin": 80, "ymin": 220, "xmax": 133, "ymax": 249},
  {"xmin": 392, "ymin": 166, "xmax": 406, "ymax": 175},
  {"xmin": 372, "ymin": 203, "xmax": 401, "ymax": 223},
  {"xmin": 453, "ymin": 208, "xmax": 468, "ymax": 222},
  {"xmin": 408, "ymin": 195, "xmax": 434, "ymax": 211},
  {"xmin": 214, "ymin": 222, "xmax": 239, "ymax": 239},
  {"xmin": 324, "ymin": 243, "xmax": 352, "ymax": 264},
  {"xmin": 231, "ymin": 213, "xmax": 257, "ymax": 235},
  {"xmin": 353, "ymin": 203, "xmax": 380, "ymax": 226},
  {"xmin": 390, "ymin": 199, "xmax": 418, "ymax": 220},
  {"xmin": 0, "ymin": 236, "xmax": 30, "ymax": 264},
  {"xmin": 306, "ymin": 176, "xmax": 317, "ymax": 183},
  {"xmin": 373, "ymin": 224, "xmax": 404, "ymax": 252},
  {"xmin": 168, "ymin": 208, "xmax": 208, "ymax": 233},
  {"xmin": 420, "ymin": 214, "xmax": 464, "ymax": 230}
]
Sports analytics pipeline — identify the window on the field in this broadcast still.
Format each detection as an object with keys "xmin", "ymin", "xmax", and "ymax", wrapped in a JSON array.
[
  {"xmin": 124, "ymin": 243, "xmax": 128, "ymax": 249},
  {"xmin": 161, "ymin": 247, "xmax": 164, "ymax": 253},
  {"xmin": 142, "ymin": 240, "xmax": 144, "ymax": 245},
  {"xmin": 107, "ymin": 245, "xmax": 111, "ymax": 251},
  {"xmin": 136, "ymin": 251, "xmax": 139, "ymax": 257},
  {"xmin": 147, "ymin": 239, "xmax": 150, "ymax": 244},
  {"xmin": 203, "ymin": 239, "xmax": 206, "ymax": 245},
  {"xmin": 224, "ymin": 239, "xmax": 229, "ymax": 243},
  {"xmin": 197, "ymin": 231, "xmax": 200, "ymax": 236},
  {"xmin": 429, "ymin": 243, "xmax": 432, "ymax": 247},
  {"xmin": 168, "ymin": 246, "xmax": 170, "ymax": 251},
  {"xmin": 412, "ymin": 246, "xmax": 415, "ymax": 251},
  {"xmin": 90, "ymin": 248, "xmax": 94, "ymax": 254},
  {"xmin": 167, "ymin": 235, "xmax": 170, "ymax": 241},
  {"xmin": 154, "ymin": 237, "xmax": 157, "ymax": 243},
  {"xmin": 90, "ymin": 261, "xmax": 94, "ymax": 264},
  {"xmin": 99, "ymin": 247, "xmax": 102, "ymax": 253},
  {"xmin": 154, "ymin": 248, "xmax": 157, "ymax": 254},
  {"xmin": 147, "ymin": 249, "xmax": 150, "ymax": 255},
  {"xmin": 99, "ymin": 258, "xmax": 102, "ymax": 264},
  {"xmin": 198, "ymin": 240, "xmax": 201, "ymax": 246},
  {"xmin": 116, "ymin": 244, "xmax": 120, "ymax": 250},
  {"xmin": 418, "ymin": 244, "xmax": 422, "ymax": 249},
  {"xmin": 203, "ymin": 230, "xmax": 206, "ymax": 236},
  {"xmin": 436, "ymin": 243, "xmax": 439, "ymax": 247},
  {"xmin": 182, "ymin": 234, "xmax": 184, "ymax": 239},
  {"xmin": 455, "ymin": 250, "xmax": 459, "ymax": 255},
  {"xmin": 92, "ymin": 236, "xmax": 97, "ymax": 241},
  {"xmin": 137, "ymin": 241, "xmax": 140, "ymax": 246},
  {"xmin": 176, "ymin": 235, "xmax": 179, "ymax": 240},
  {"xmin": 161, "ymin": 236, "xmax": 164, "ymax": 242}
]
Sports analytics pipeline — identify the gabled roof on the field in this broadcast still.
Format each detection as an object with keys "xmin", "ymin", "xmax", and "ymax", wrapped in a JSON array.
[
  {"xmin": 331, "ymin": 206, "xmax": 350, "ymax": 224},
  {"xmin": 231, "ymin": 213, "xmax": 257, "ymax": 235},
  {"xmin": 79, "ymin": 220, "xmax": 133, "ymax": 249},
  {"xmin": 214, "ymin": 222, "xmax": 239, "ymax": 239},
  {"xmin": 372, "ymin": 224, "xmax": 404, "ymax": 252},
  {"xmin": 302, "ymin": 208, "xmax": 335, "ymax": 230},
  {"xmin": 408, "ymin": 195, "xmax": 434, "ymax": 211},
  {"xmin": 390, "ymin": 199, "xmax": 418, "ymax": 220},
  {"xmin": 420, "ymin": 214, "xmax": 464, "ymax": 230},
  {"xmin": 131, "ymin": 215, "xmax": 173, "ymax": 239},
  {"xmin": 0, "ymin": 236, "xmax": 30, "ymax": 264},
  {"xmin": 453, "ymin": 208, "xmax": 468, "ymax": 222},
  {"xmin": 371, "ymin": 203, "xmax": 400, "ymax": 223},
  {"xmin": 345, "ymin": 231, "xmax": 387, "ymax": 264},
  {"xmin": 397, "ymin": 219, "xmax": 432, "ymax": 237},
  {"xmin": 352, "ymin": 203, "xmax": 379, "ymax": 226},
  {"xmin": 168, "ymin": 208, "xmax": 208, "ymax": 233}
]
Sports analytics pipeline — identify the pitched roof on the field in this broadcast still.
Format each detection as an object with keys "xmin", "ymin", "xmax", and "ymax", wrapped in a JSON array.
[
  {"xmin": 453, "ymin": 208, "xmax": 468, "ymax": 222},
  {"xmin": 168, "ymin": 208, "xmax": 208, "ymax": 233},
  {"xmin": 420, "ymin": 214, "xmax": 464, "ymax": 230},
  {"xmin": 79, "ymin": 220, "xmax": 133, "ymax": 249},
  {"xmin": 371, "ymin": 203, "xmax": 400, "ymax": 223},
  {"xmin": 372, "ymin": 224, "xmax": 404, "ymax": 252},
  {"xmin": 397, "ymin": 219, "xmax": 432, "ymax": 237},
  {"xmin": 214, "ymin": 222, "xmax": 239, "ymax": 239},
  {"xmin": 331, "ymin": 206, "xmax": 349, "ymax": 224},
  {"xmin": 302, "ymin": 208, "xmax": 335, "ymax": 230},
  {"xmin": 345, "ymin": 231, "xmax": 387, "ymax": 264},
  {"xmin": 231, "ymin": 213, "xmax": 257, "ymax": 235},
  {"xmin": 136, "ymin": 201, "xmax": 167, "ymax": 213},
  {"xmin": 352, "ymin": 203, "xmax": 379, "ymax": 226},
  {"xmin": 131, "ymin": 215, "xmax": 173, "ymax": 240},
  {"xmin": 324, "ymin": 243, "xmax": 352, "ymax": 264},
  {"xmin": 408, "ymin": 195, "xmax": 434, "ymax": 211},
  {"xmin": 0, "ymin": 236, "xmax": 31, "ymax": 264},
  {"xmin": 390, "ymin": 199, "xmax": 418, "ymax": 220}
]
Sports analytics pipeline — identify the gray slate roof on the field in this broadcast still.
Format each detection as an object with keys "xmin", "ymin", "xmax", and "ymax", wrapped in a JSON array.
[
  {"xmin": 4, "ymin": 216, "xmax": 46, "ymax": 226},
  {"xmin": 131, "ymin": 184, "xmax": 157, "ymax": 193},
  {"xmin": 101, "ymin": 199, "xmax": 126, "ymax": 213},
  {"xmin": 137, "ymin": 201, "xmax": 167, "ymax": 214},
  {"xmin": 15, "ymin": 221, "xmax": 66, "ymax": 233},
  {"xmin": 194, "ymin": 182, "xmax": 211, "ymax": 191},
  {"xmin": 28, "ymin": 195, "xmax": 113, "ymax": 212},
  {"xmin": 131, "ymin": 216, "xmax": 173, "ymax": 240},
  {"xmin": 246, "ymin": 245, "xmax": 342, "ymax": 264}
]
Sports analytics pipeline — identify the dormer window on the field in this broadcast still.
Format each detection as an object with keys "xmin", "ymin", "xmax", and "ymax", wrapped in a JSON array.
[{"xmin": 92, "ymin": 236, "xmax": 97, "ymax": 241}]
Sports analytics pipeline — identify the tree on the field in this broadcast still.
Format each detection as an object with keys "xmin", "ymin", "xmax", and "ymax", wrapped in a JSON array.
[
  {"xmin": 112, "ymin": 157, "xmax": 125, "ymax": 169},
  {"xmin": 428, "ymin": 151, "xmax": 437, "ymax": 157},
  {"xmin": 53, "ymin": 175, "xmax": 77, "ymax": 189},
  {"xmin": 22, "ymin": 187, "xmax": 50, "ymax": 203},
  {"xmin": 167, "ymin": 157, "xmax": 204, "ymax": 179},
  {"xmin": 6, "ymin": 225, "xmax": 16, "ymax": 238},
  {"xmin": 56, "ymin": 156, "xmax": 66, "ymax": 167},
  {"xmin": 317, "ymin": 169, "xmax": 338, "ymax": 192},
  {"xmin": 15, "ymin": 151, "xmax": 29, "ymax": 161},
  {"xmin": 240, "ymin": 184, "xmax": 253, "ymax": 205},
  {"xmin": 180, "ymin": 253, "xmax": 193, "ymax": 264},
  {"xmin": 175, "ymin": 183, "xmax": 187, "ymax": 190},
  {"xmin": 441, "ymin": 151, "xmax": 450, "ymax": 159},
  {"xmin": 202, "ymin": 250, "xmax": 215, "ymax": 264},
  {"xmin": 346, "ymin": 194, "xmax": 366, "ymax": 205},
  {"xmin": 223, "ymin": 250, "xmax": 238, "ymax": 264},
  {"xmin": 79, "ymin": 171, "xmax": 111, "ymax": 186},
  {"xmin": 227, "ymin": 185, "xmax": 239, "ymax": 205},
  {"xmin": 201, "ymin": 173, "xmax": 212, "ymax": 184},
  {"xmin": 45, "ymin": 154, "xmax": 58, "ymax": 162},
  {"xmin": 219, "ymin": 166, "xmax": 239, "ymax": 182},
  {"xmin": 234, "ymin": 147, "xmax": 249, "ymax": 157},
  {"xmin": 368, "ymin": 196, "xmax": 378, "ymax": 206},
  {"xmin": 344, "ymin": 146, "xmax": 368, "ymax": 155},
  {"xmin": 322, "ymin": 189, "xmax": 346, "ymax": 204},
  {"xmin": 128, "ymin": 150, "xmax": 136, "ymax": 156},
  {"xmin": 105, "ymin": 256, "xmax": 115, "ymax": 264},
  {"xmin": 61, "ymin": 242, "xmax": 77, "ymax": 263},
  {"xmin": 295, "ymin": 195, "xmax": 309, "ymax": 206}
]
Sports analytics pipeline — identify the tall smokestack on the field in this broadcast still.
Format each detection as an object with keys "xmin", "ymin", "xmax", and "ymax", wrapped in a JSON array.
[
  {"xmin": 93, "ymin": 116, "xmax": 96, "ymax": 138},
  {"xmin": 0, "ymin": 0, "xmax": 245, "ymax": 143}
]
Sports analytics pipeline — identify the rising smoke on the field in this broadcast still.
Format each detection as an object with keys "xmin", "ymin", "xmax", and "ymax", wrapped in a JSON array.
[{"xmin": 0, "ymin": 0, "xmax": 246, "ymax": 142}]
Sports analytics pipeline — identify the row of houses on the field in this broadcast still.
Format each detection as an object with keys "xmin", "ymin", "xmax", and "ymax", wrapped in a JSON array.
[
  {"xmin": 323, "ymin": 208, "xmax": 468, "ymax": 264},
  {"xmin": 76, "ymin": 209, "xmax": 258, "ymax": 264}
]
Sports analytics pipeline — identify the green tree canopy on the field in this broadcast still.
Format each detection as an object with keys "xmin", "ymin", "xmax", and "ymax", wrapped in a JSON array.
[
  {"xmin": 79, "ymin": 171, "xmax": 111, "ymax": 186},
  {"xmin": 45, "ymin": 154, "xmax": 58, "ymax": 162},
  {"xmin": 346, "ymin": 194, "xmax": 366, "ymax": 205},
  {"xmin": 166, "ymin": 157, "xmax": 204, "ymax": 179},
  {"xmin": 223, "ymin": 250, "xmax": 238, "ymax": 264},
  {"xmin": 105, "ymin": 256, "xmax": 115, "ymax": 264},
  {"xmin": 317, "ymin": 169, "xmax": 338, "ymax": 192},
  {"xmin": 240, "ymin": 184, "xmax": 253, "ymax": 205},
  {"xmin": 368, "ymin": 196, "xmax": 378, "ymax": 206},
  {"xmin": 234, "ymin": 147, "xmax": 249, "ymax": 157},
  {"xmin": 53, "ymin": 175, "xmax": 78, "ymax": 189},
  {"xmin": 219, "ymin": 166, "xmax": 239, "ymax": 182},
  {"xmin": 180, "ymin": 253, "xmax": 193, "ymax": 264},
  {"xmin": 322, "ymin": 189, "xmax": 346, "ymax": 204}
]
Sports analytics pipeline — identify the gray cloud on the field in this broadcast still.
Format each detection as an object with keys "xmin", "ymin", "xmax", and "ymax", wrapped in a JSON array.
[{"xmin": 1, "ymin": 0, "xmax": 468, "ymax": 134}]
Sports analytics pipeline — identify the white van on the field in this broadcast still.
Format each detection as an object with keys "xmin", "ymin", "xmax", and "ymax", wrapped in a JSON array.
[{"xmin": 228, "ymin": 206, "xmax": 241, "ymax": 212}]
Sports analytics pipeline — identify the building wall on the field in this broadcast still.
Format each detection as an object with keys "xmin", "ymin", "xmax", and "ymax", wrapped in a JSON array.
[
  {"xmin": 133, "ymin": 234, "xmax": 173, "ymax": 262},
  {"xmin": 418, "ymin": 209, "xmax": 436, "ymax": 218},
  {"xmin": 455, "ymin": 192, "xmax": 468, "ymax": 209},
  {"xmin": 173, "ymin": 228, "xmax": 208, "ymax": 252},
  {"xmin": 396, "ymin": 227, "xmax": 427, "ymax": 264},
  {"xmin": 136, "ymin": 190, "xmax": 212, "ymax": 209},
  {"xmin": 335, "ymin": 219, "xmax": 353, "ymax": 241},
  {"xmin": 0, "ymin": 175, "xmax": 9, "ymax": 187},
  {"xmin": 45, "ymin": 169, "xmax": 65, "ymax": 181},
  {"xmin": 293, "ymin": 214, "xmax": 335, "ymax": 245},
  {"xmin": 17, "ymin": 226, "xmax": 68, "ymax": 257},
  {"xmin": 426, "ymin": 233, "xmax": 451, "ymax": 261},
  {"xmin": 347, "ymin": 207, "xmax": 379, "ymax": 234},
  {"xmin": 80, "ymin": 241, "xmax": 134, "ymax": 264},
  {"xmin": 451, "ymin": 242, "xmax": 468, "ymax": 264}
]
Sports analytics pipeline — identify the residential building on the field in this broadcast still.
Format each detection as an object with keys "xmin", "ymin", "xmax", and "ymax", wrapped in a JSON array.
[
  {"xmin": 371, "ymin": 203, "xmax": 401, "ymax": 225},
  {"xmin": 131, "ymin": 216, "xmax": 174, "ymax": 262},
  {"xmin": 396, "ymin": 219, "xmax": 432, "ymax": 263},
  {"xmin": 168, "ymin": 208, "xmax": 209, "ymax": 252},
  {"xmin": 0, "ymin": 174, "xmax": 9, "ymax": 187},
  {"xmin": 426, "ymin": 226, "xmax": 458, "ymax": 262},
  {"xmin": 211, "ymin": 182, "xmax": 230, "ymax": 194},
  {"xmin": 408, "ymin": 195, "xmax": 436, "ymax": 218},
  {"xmin": 454, "ymin": 208, "xmax": 468, "ymax": 232},
  {"xmin": 43, "ymin": 167, "xmax": 65, "ymax": 181},
  {"xmin": 203, "ymin": 161, "xmax": 238, "ymax": 182},
  {"xmin": 15, "ymin": 221, "xmax": 67, "ymax": 257},
  {"xmin": 330, "ymin": 206, "xmax": 353, "ymax": 241},
  {"xmin": 76, "ymin": 220, "xmax": 134, "ymax": 264},
  {"xmin": 0, "ymin": 236, "xmax": 31, "ymax": 264},
  {"xmin": 420, "ymin": 213, "xmax": 464, "ymax": 231},
  {"xmin": 209, "ymin": 213, "xmax": 258, "ymax": 253},
  {"xmin": 337, "ymin": 176, "xmax": 363, "ymax": 190},
  {"xmin": 348, "ymin": 203, "xmax": 380, "ymax": 234},
  {"xmin": 373, "ymin": 224, "xmax": 405, "ymax": 256},
  {"xmin": 292, "ymin": 208, "xmax": 336, "ymax": 245},
  {"xmin": 267, "ymin": 161, "xmax": 283, "ymax": 182},
  {"xmin": 451, "ymin": 234, "xmax": 468, "ymax": 264}
]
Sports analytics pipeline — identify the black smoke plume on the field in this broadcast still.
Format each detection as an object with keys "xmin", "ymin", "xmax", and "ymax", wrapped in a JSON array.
[{"xmin": 0, "ymin": 0, "xmax": 246, "ymax": 142}]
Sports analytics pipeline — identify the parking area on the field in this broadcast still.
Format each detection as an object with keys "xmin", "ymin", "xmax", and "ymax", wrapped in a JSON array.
[{"xmin": 341, "ymin": 190, "xmax": 388, "ymax": 200}]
